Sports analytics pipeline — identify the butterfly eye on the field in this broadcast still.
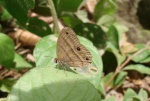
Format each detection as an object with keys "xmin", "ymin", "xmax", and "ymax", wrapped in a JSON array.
[{"xmin": 76, "ymin": 47, "xmax": 81, "ymax": 51}]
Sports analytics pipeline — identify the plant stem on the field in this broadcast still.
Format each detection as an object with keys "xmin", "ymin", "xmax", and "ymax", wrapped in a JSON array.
[
  {"xmin": 47, "ymin": 0, "xmax": 60, "ymax": 34},
  {"xmin": 104, "ymin": 44, "xmax": 150, "ymax": 89}
]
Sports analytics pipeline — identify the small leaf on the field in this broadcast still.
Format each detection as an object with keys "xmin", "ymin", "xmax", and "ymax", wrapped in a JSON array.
[
  {"xmin": 123, "ymin": 88, "xmax": 137, "ymax": 101},
  {"xmin": 123, "ymin": 64, "xmax": 150, "ymax": 75},
  {"xmin": 138, "ymin": 89, "xmax": 148, "ymax": 101},
  {"xmin": 103, "ymin": 72, "xmax": 114, "ymax": 87},
  {"xmin": 102, "ymin": 50, "xmax": 118, "ymax": 71},
  {"xmin": 131, "ymin": 44, "xmax": 150, "ymax": 63},
  {"xmin": 97, "ymin": 14, "xmax": 116, "ymax": 26},
  {"xmin": 0, "ymin": 7, "xmax": 12, "ymax": 21},
  {"xmin": 107, "ymin": 25, "xmax": 119, "ymax": 50},
  {"xmin": 113, "ymin": 22, "xmax": 129, "ymax": 35},
  {"xmin": 0, "ymin": 78, "xmax": 15, "ymax": 93},
  {"xmin": 140, "ymin": 55, "xmax": 150, "ymax": 63},
  {"xmin": 94, "ymin": 0, "xmax": 116, "ymax": 21},
  {"xmin": 75, "ymin": 10, "xmax": 90, "ymax": 23},
  {"xmin": 14, "ymin": 53, "xmax": 32, "ymax": 69},
  {"xmin": 106, "ymin": 45, "xmax": 126, "ymax": 66},
  {"xmin": 54, "ymin": 0, "xmax": 83, "ymax": 16},
  {"xmin": 0, "ymin": 33, "xmax": 15, "ymax": 68},
  {"xmin": 98, "ymin": 82, "xmax": 106, "ymax": 97},
  {"xmin": 114, "ymin": 71, "xmax": 127, "ymax": 87},
  {"xmin": 61, "ymin": 15, "xmax": 82, "ymax": 28},
  {"xmin": 7, "ymin": 67, "xmax": 101, "ymax": 101},
  {"xmin": 132, "ymin": 97, "xmax": 142, "ymax": 101}
]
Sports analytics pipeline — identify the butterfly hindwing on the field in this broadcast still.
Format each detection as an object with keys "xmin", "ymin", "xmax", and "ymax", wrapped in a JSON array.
[{"xmin": 56, "ymin": 27, "xmax": 92, "ymax": 67}]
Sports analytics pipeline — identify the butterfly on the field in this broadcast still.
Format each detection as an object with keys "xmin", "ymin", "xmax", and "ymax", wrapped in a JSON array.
[{"xmin": 54, "ymin": 27, "xmax": 92, "ymax": 67}]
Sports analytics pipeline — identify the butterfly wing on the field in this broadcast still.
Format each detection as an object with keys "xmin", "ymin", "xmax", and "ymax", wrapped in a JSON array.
[{"xmin": 56, "ymin": 27, "xmax": 92, "ymax": 67}]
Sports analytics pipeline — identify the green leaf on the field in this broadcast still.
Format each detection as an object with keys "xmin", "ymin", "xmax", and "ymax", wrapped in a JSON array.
[
  {"xmin": 34, "ymin": 34, "xmax": 103, "ymax": 90},
  {"xmin": 99, "ymin": 82, "xmax": 106, "ymax": 97},
  {"xmin": 54, "ymin": 0, "xmax": 83, "ymax": 16},
  {"xmin": 102, "ymin": 96, "xmax": 115, "ymax": 101},
  {"xmin": 75, "ymin": 10, "xmax": 90, "ymax": 23},
  {"xmin": 113, "ymin": 22, "xmax": 128, "ymax": 36},
  {"xmin": 102, "ymin": 50, "xmax": 118, "ymax": 71},
  {"xmin": 0, "ymin": 33, "xmax": 15, "ymax": 68},
  {"xmin": 7, "ymin": 67, "xmax": 101, "ymax": 101},
  {"xmin": 34, "ymin": 35, "xmax": 57, "ymax": 68},
  {"xmin": 32, "ymin": 0, "xmax": 51, "ymax": 16},
  {"xmin": 27, "ymin": 17, "xmax": 52, "ymax": 37},
  {"xmin": 74, "ymin": 23, "xmax": 107, "ymax": 48},
  {"xmin": 114, "ymin": 71, "xmax": 127, "ymax": 87},
  {"xmin": 61, "ymin": 15, "xmax": 82, "ymax": 28},
  {"xmin": 0, "ymin": 0, "xmax": 35, "ymax": 27},
  {"xmin": 94, "ymin": 0, "xmax": 116, "ymax": 21},
  {"xmin": 131, "ymin": 44, "xmax": 150, "ymax": 63},
  {"xmin": 107, "ymin": 25, "xmax": 119, "ymax": 50},
  {"xmin": 140, "ymin": 55, "xmax": 150, "ymax": 63},
  {"xmin": 132, "ymin": 97, "xmax": 142, "ymax": 101},
  {"xmin": 105, "ymin": 44, "xmax": 126, "ymax": 66},
  {"xmin": 97, "ymin": 14, "xmax": 116, "ymax": 26},
  {"xmin": 123, "ymin": 64, "xmax": 150, "ymax": 75},
  {"xmin": 103, "ymin": 72, "xmax": 114, "ymax": 87},
  {"xmin": 14, "ymin": 53, "xmax": 32, "ymax": 69},
  {"xmin": 123, "ymin": 88, "xmax": 137, "ymax": 101},
  {"xmin": 0, "ymin": 78, "xmax": 15, "ymax": 93},
  {"xmin": 138, "ymin": 89, "xmax": 148, "ymax": 101},
  {"xmin": 0, "ymin": 7, "xmax": 12, "ymax": 21}
]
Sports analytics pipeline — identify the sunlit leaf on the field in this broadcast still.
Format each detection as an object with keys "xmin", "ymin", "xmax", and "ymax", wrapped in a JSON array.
[
  {"xmin": 123, "ymin": 64, "xmax": 150, "ymax": 75},
  {"xmin": 7, "ymin": 67, "xmax": 101, "ymax": 101}
]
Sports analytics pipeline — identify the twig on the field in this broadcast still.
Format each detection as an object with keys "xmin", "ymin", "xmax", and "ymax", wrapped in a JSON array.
[
  {"xmin": 47, "ymin": 0, "xmax": 60, "ymax": 34},
  {"xmin": 104, "ymin": 43, "xmax": 150, "ymax": 89}
]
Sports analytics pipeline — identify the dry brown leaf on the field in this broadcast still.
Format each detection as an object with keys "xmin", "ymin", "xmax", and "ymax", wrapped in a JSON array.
[
  {"xmin": 8, "ymin": 29, "xmax": 41, "ymax": 47},
  {"xmin": 86, "ymin": 0, "xmax": 98, "ymax": 14}
]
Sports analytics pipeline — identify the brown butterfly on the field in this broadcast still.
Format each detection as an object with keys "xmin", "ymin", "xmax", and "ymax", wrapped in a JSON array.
[{"xmin": 55, "ymin": 27, "xmax": 92, "ymax": 67}]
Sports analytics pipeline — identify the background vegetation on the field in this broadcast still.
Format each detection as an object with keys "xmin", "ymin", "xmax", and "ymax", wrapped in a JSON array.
[{"xmin": 0, "ymin": 0, "xmax": 150, "ymax": 101}]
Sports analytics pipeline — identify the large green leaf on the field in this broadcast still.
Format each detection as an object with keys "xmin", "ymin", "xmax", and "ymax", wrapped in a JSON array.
[
  {"xmin": 34, "ymin": 34, "xmax": 103, "ymax": 90},
  {"xmin": 7, "ymin": 67, "xmax": 101, "ymax": 101},
  {"xmin": 0, "ymin": 33, "xmax": 15, "ymax": 68},
  {"xmin": 0, "ymin": 0, "xmax": 34, "ymax": 27},
  {"xmin": 74, "ymin": 23, "xmax": 107, "ymax": 48}
]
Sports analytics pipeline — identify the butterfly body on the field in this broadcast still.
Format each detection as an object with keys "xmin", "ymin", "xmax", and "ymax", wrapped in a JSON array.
[{"xmin": 55, "ymin": 27, "xmax": 92, "ymax": 67}]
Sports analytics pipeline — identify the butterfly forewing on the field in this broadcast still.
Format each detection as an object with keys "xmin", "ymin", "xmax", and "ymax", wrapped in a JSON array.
[{"xmin": 56, "ymin": 27, "xmax": 92, "ymax": 67}]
